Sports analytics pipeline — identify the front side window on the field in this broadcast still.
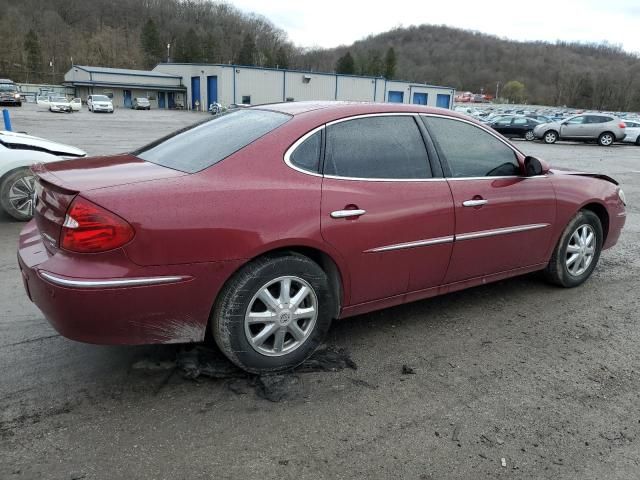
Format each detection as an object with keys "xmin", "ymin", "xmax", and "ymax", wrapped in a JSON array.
[
  {"xmin": 135, "ymin": 109, "xmax": 290, "ymax": 173},
  {"xmin": 324, "ymin": 116, "xmax": 431, "ymax": 179},
  {"xmin": 566, "ymin": 116, "xmax": 586, "ymax": 125},
  {"xmin": 422, "ymin": 116, "xmax": 520, "ymax": 178}
]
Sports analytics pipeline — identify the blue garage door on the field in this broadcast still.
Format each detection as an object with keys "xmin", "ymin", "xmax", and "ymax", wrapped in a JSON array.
[
  {"xmin": 191, "ymin": 76, "xmax": 201, "ymax": 110},
  {"xmin": 436, "ymin": 93, "xmax": 451, "ymax": 108},
  {"xmin": 123, "ymin": 89, "xmax": 132, "ymax": 108},
  {"xmin": 207, "ymin": 76, "xmax": 218, "ymax": 108},
  {"xmin": 387, "ymin": 91, "xmax": 404, "ymax": 103},
  {"xmin": 413, "ymin": 92, "xmax": 428, "ymax": 105},
  {"xmin": 158, "ymin": 92, "xmax": 166, "ymax": 109}
]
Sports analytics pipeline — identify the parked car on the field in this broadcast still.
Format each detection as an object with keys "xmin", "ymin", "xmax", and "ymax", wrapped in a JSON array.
[
  {"xmin": 526, "ymin": 114, "xmax": 553, "ymax": 124},
  {"xmin": 37, "ymin": 95, "xmax": 72, "ymax": 113},
  {"xmin": 0, "ymin": 130, "xmax": 86, "ymax": 220},
  {"xmin": 70, "ymin": 98, "xmax": 82, "ymax": 112},
  {"xmin": 17, "ymin": 102, "xmax": 626, "ymax": 373},
  {"xmin": 87, "ymin": 95, "xmax": 114, "ymax": 113},
  {"xmin": 0, "ymin": 79, "xmax": 21, "ymax": 106},
  {"xmin": 534, "ymin": 114, "xmax": 627, "ymax": 146},
  {"xmin": 488, "ymin": 115, "xmax": 541, "ymax": 140},
  {"xmin": 132, "ymin": 97, "xmax": 150, "ymax": 110},
  {"xmin": 621, "ymin": 119, "xmax": 640, "ymax": 145}
]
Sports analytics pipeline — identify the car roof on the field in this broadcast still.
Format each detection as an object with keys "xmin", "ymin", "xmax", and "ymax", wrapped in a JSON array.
[{"xmin": 253, "ymin": 101, "xmax": 466, "ymax": 122}]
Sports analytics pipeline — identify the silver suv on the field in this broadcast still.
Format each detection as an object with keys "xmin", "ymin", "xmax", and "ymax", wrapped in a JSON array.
[{"xmin": 533, "ymin": 114, "xmax": 626, "ymax": 146}]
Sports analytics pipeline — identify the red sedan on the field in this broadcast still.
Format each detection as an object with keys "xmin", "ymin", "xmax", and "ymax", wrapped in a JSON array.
[{"xmin": 17, "ymin": 102, "xmax": 626, "ymax": 373}]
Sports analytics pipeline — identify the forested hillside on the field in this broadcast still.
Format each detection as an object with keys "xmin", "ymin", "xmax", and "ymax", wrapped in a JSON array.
[
  {"xmin": 300, "ymin": 25, "xmax": 640, "ymax": 111},
  {"xmin": 1, "ymin": 0, "xmax": 639, "ymax": 110}
]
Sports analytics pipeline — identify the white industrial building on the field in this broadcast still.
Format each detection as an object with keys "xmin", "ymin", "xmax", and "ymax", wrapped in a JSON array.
[{"xmin": 63, "ymin": 63, "xmax": 455, "ymax": 110}]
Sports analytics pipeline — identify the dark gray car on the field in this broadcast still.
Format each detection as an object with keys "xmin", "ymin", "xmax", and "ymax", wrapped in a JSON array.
[{"xmin": 533, "ymin": 114, "xmax": 626, "ymax": 146}]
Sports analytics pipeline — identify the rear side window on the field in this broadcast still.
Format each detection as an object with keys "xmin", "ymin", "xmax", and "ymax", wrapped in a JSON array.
[
  {"xmin": 290, "ymin": 130, "xmax": 322, "ymax": 173},
  {"xmin": 135, "ymin": 109, "xmax": 290, "ymax": 173},
  {"xmin": 586, "ymin": 115, "xmax": 612, "ymax": 124},
  {"xmin": 324, "ymin": 116, "xmax": 431, "ymax": 179},
  {"xmin": 423, "ymin": 116, "xmax": 520, "ymax": 177}
]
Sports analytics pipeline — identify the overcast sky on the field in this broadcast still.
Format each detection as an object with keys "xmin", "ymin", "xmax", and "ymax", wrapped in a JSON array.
[{"xmin": 231, "ymin": 0, "xmax": 640, "ymax": 54}]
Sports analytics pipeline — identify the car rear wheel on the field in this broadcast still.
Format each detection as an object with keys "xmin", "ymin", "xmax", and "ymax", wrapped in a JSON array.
[
  {"xmin": 212, "ymin": 253, "xmax": 335, "ymax": 373},
  {"xmin": 598, "ymin": 132, "xmax": 614, "ymax": 146},
  {"xmin": 524, "ymin": 130, "xmax": 535, "ymax": 141},
  {"xmin": 0, "ymin": 168, "xmax": 36, "ymax": 221},
  {"xmin": 544, "ymin": 130, "xmax": 558, "ymax": 144},
  {"xmin": 635, "ymin": 137, "xmax": 640, "ymax": 146},
  {"xmin": 544, "ymin": 210, "xmax": 603, "ymax": 288}
]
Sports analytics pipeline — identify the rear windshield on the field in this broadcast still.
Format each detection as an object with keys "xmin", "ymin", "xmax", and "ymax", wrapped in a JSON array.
[
  {"xmin": 92, "ymin": 95, "xmax": 110, "ymax": 101},
  {"xmin": 134, "ymin": 109, "xmax": 291, "ymax": 173}
]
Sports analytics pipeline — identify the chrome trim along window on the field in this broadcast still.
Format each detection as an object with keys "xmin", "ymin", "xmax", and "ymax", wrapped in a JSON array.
[
  {"xmin": 456, "ymin": 223, "xmax": 551, "ymax": 241},
  {"xmin": 365, "ymin": 235, "xmax": 455, "ymax": 253},
  {"xmin": 39, "ymin": 271, "xmax": 188, "ymax": 288},
  {"xmin": 283, "ymin": 125, "xmax": 325, "ymax": 177}
]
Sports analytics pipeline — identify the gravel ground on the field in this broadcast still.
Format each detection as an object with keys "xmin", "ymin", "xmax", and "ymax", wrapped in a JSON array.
[{"xmin": 1, "ymin": 104, "xmax": 639, "ymax": 479}]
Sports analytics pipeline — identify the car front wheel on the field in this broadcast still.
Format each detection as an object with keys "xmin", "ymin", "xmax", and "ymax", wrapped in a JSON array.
[
  {"xmin": 544, "ymin": 210, "xmax": 603, "ymax": 287},
  {"xmin": 598, "ymin": 132, "xmax": 614, "ymax": 146},
  {"xmin": 0, "ymin": 168, "xmax": 36, "ymax": 221},
  {"xmin": 212, "ymin": 253, "xmax": 335, "ymax": 373},
  {"xmin": 544, "ymin": 130, "xmax": 558, "ymax": 144}
]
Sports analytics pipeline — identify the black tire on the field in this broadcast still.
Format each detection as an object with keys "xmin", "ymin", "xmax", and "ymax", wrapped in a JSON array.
[
  {"xmin": 212, "ymin": 253, "xmax": 335, "ymax": 373},
  {"xmin": 635, "ymin": 137, "xmax": 640, "ymax": 146},
  {"xmin": 543, "ymin": 130, "xmax": 558, "ymax": 144},
  {"xmin": 0, "ymin": 168, "xmax": 36, "ymax": 221},
  {"xmin": 544, "ymin": 210, "xmax": 603, "ymax": 288},
  {"xmin": 598, "ymin": 132, "xmax": 614, "ymax": 147}
]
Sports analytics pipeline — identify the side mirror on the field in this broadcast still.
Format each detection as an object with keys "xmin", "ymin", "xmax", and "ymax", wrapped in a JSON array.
[{"xmin": 524, "ymin": 156, "xmax": 548, "ymax": 176}]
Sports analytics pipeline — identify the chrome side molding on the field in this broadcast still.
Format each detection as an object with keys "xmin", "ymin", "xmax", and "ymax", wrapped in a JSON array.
[
  {"xmin": 365, "ymin": 235, "xmax": 455, "ymax": 253},
  {"xmin": 39, "ymin": 271, "xmax": 189, "ymax": 289},
  {"xmin": 455, "ymin": 223, "xmax": 550, "ymax": 241}
]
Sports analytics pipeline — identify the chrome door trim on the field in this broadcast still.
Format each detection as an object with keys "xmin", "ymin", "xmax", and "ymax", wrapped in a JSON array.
[
  {"xmin": 362, "ymin": 223, "xmax": 550, "ymax": 253},
  {"xmin": 330, "ymin": 209, "xmax": 366, "ymax": 219},
  {"xmin": 456, "ymin": 223, "xmax": 551, "ymax": 241},
  {"xmin": 39, "ymin": 271, "xmax": 189, "ymax": 289},
  {"xmin": 364, "ymin": 235, "xmax": 454, "ymax": 253}
]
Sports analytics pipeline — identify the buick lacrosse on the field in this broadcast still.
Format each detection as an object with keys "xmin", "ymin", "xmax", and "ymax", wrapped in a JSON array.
[{"xmin": 17, "ymin": 102, "xmax": 626, "ymax": 372}]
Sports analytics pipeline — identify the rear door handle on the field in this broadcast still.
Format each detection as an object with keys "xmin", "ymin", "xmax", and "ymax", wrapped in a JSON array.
[
  {"xmin": 462, "ymin": 199, "xmax": 488, "ymax": 207},
  {"xmin": 330, "ymin": 209, "xmax": 366, "ymax": 219}
]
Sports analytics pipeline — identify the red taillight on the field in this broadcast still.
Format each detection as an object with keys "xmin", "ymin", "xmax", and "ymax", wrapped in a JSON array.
[
  {"xmin": 60, "ymin": 197, "xmax": 134, "ymax": 253},
  {"xmin": 619, "ymin": 122, "xmax": 626, "ymax": 128}
]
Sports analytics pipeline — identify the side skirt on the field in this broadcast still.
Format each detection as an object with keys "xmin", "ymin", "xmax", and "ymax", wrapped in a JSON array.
[{"xmin": 339, "ymin": 262, "xmax": 547, "ymax": 319}]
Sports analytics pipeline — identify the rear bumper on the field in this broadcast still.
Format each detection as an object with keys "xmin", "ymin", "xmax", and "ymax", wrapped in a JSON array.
[{"xmin": 17, "ymin": 221, "xmax": 242, "ymax": 345}]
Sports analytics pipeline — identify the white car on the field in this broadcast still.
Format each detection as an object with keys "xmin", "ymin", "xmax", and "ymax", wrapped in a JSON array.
[
  {"xmin": 0, "ymin": 131, "xmax": 86, "ymax": 220},
  {"xmin": 622, "ymin": 119, "xmax": 640, "ymax": 145},
  {"xmin": 70, "ymin": 98, "xmax": 82, "ymax": 112},
  {"xmin": 87, "ymin": 94, "xmax": 114, "ymax": 113},
  {"xmin": 37, "ymin": 95, "xmax": 72, "ymax": 113}
]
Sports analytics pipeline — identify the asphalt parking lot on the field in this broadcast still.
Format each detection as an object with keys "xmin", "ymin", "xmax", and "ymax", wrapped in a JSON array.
[{"xmin": 1, "ymin": 104, "xmax": 640, "ymax": 479}]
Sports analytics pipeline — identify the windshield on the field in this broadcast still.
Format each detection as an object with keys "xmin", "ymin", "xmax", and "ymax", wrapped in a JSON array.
[
  {"xmin": 93, "ymin": 95, "xmax": 110, "ymax": 102},
  {"xmin": 0, "ymin": 84, "xmax": 17, "ymax": 92},
  {"xmin": 51, "ymin": 97, "xmax": 67, "ymax": 102},
  {"xmin": 134, "ymin": 109, "xmax": 291, "ymax": 173}
]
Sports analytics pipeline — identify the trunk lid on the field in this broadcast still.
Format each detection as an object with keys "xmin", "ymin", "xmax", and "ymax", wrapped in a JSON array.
[{"xmin": 32, "ymin": 154, "xmax": 186, "ymax": 252}]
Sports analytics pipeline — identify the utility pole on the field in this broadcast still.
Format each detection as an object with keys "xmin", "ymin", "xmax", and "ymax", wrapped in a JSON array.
[
  {"xmin": 167, "ymin": 43, "xmax": 171, "ymax": 63},
  {"xmin": 496, "ymin": 81, "xmax": 500, "ymax": 101}
]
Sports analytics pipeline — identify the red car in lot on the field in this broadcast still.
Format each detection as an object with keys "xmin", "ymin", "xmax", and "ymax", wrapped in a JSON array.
[{"xmin": 17, "ymin": 102, "xmax": 626, "ymax": 373}]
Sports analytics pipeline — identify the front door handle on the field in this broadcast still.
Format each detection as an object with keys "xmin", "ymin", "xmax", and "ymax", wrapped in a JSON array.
[
  {"xmin": 462, "ymin": 199, "xmax": 488, "ymax": 207},
  {"xmin": 330, "ymin": 209, "xmax": 366, "ymax": 219}
]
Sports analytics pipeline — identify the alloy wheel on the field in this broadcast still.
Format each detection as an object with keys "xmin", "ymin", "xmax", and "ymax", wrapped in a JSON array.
[
  {"xmin": 8, "ymin": 174, "xmax": 36, "ymax": 217},
  {"xmin": 525, "ymin": 130, "xmax": 535, "ymax": 141},
  {"xmin": 600, "ymin": 133, "xmax": 613, "ymax": 146},
  {"xmin": 545, "ymin": 132, "xmax": 557, "ymax": 143},
  {"xmin": 565, "ymin": 224, "xmax": 596, "ymax": 277},
  {"xmin": 244, "ymin": 275, "xmax": 318, "ymax": 357}
]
